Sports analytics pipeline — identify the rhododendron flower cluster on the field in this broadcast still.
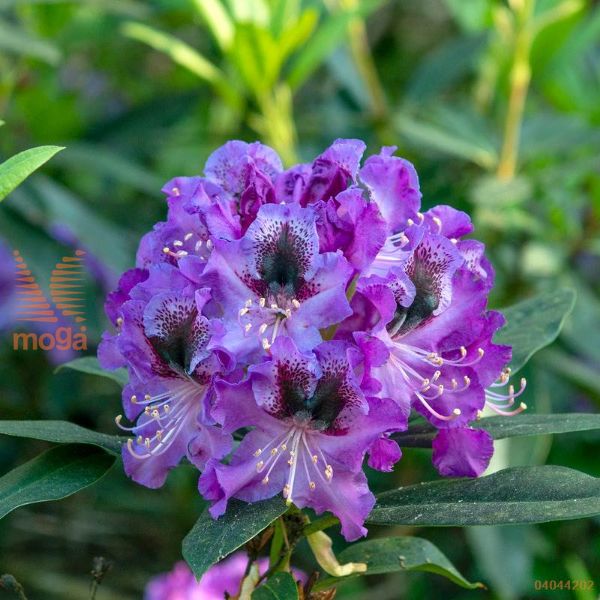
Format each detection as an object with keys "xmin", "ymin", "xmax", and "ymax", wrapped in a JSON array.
[{"xmin": 100, "ymin": 139, "xmax": 526, "ymax": 541}]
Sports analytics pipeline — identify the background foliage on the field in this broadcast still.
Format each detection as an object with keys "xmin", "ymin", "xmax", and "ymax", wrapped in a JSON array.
[{"xmin": 0, "ymin": 0, "xmax": 598, "ymax": 598}]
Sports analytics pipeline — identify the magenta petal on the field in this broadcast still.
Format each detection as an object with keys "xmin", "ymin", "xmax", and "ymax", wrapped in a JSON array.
[
  {"xmin": 367, "ymin": 436, "xmax": 402, "ymax": 472},
  {"xmin": 359, "ymin": 149, "xmax": 421, "ymax": 233},
  {"xmin": 432, "ymin": 427, "xmax": 494, "ymax": 477}
]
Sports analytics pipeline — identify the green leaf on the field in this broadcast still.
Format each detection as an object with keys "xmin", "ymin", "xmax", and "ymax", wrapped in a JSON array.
[
  {"xmin": 56, "ymin": 356, "xmax": 127, "ymax": 388},
  {"xmin": 314, "ymin": 537, "xmax": 483, "ymax": 591},
  {"xmin": 286, "ymin": 0, "xmax": 384, "ymax": 90},
  {"xmin": 0, "ymin": 420, "xmax": 124, "ymax": 455},
  {"xmin": 395, "ymin": 111, "xmax": 497, "ymax": 169},
  {"xmin": 53, "ymin": 143, "xmax": 163, "ymax": 194},
  {"xmin": 122, "ymin": 22, "xmax": 240, "ymax": 109},
  {"xmin": 253, "ymin": 572, "xmax": 299, "ymax": 599},
  {"xmin": 182, "ymin": 497, "xmax": 287, "ymax": 578},
  {"xmin": 29, "ymin": 176, "xmax": 132, "ymax": 274},
  {"xmin": 0, "ymin": 146, "xmax": 63, "ymax": 202},
  {"xmin": 393, "ymin": 413, "xmax": 600, "ymax": 448},
  {"xmin": 405, "ymin": 35, "xmax": 487, "ymax": 103},
  {"xmin": 495, "ymin": 288, "xmax": 576, "ymax": 373},
  {"xmin": 368, "ymin": 465, "xmax": 600, "ymax": 527},
  {"xmin": 539, "ymin": 349, "xmax": 600, "ymax": 395},
  {"xmin": 0, "ymin": 18, "xmax": 61, "ymax": 64},
  {"xmin": 191, "ymin": 0, "xmax": 234, "ymax": 50},
  {"xmin": 0, "ymin": 444, "xmax": 115, "ymax": 520}
]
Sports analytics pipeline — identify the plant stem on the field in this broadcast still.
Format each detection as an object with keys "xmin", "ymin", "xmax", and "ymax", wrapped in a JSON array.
[
  {"xmin": 254, "ymin": 85, "xmax": 299, "ymax": 166},
  {"xmin": 303, "ymin": 514, "xmax": 340, "ymax": 536},
  {"xmin": 339, "ymin": 0, "xmax": 392, "ymax": 144},
  {"xmin": 347, "ymin": 15, "xmax": 388, "ymax": 122},
  {"xmin": 496, "ymin": 0, "xmax": 535, "ymax": 181}
]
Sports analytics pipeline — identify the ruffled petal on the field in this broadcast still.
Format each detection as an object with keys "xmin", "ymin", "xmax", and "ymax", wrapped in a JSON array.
[
  {"xmin": 359, "ymin": 148, "xmax": 421, "ymax": 233},
  {"xmin": 432, "ymin": 427, "xmax": 494, "ymax": 477}
]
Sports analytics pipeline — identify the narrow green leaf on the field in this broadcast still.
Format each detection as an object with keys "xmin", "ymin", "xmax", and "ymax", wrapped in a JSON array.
[
  {"xmin": 395, "ymin": 113, "xmax": 497, "ymax": 169},
  {"xmin": 0, "ymin": 18, "xmax": 61, "ymax": 64},
  {"xmin": 540, "ymin": 349, "xmax": 600, "ymax": 395},
  {"xmin": 253, "ymin": 572, "xmax": 299, "ymax": 599},
  {"xmin": 0, "ymin": 444, "xmax": 115, "ymax": 520},
  {"xmin": 393, "ymin": 413, "xmax": 600, "ymax": 448},
  {"xmin": 53, "ymin": 143, "xmax": 163, "ymax": 194},
  {"xmin": 286, "ymin": 0, "xmax": 384, "ymax": 90},
  {"xmin": 0, "ymin": 146, "xmax": 64, "ymax": 202},
  {"xmin": 270, "ymin": 0, "xmax": 301, "ymax": 37},
  {"xmin": 0, "ymin": 420, "xmax": 124, "ymax": 455},
  {"xmin": 314, "ymin": 537, "xmax": 483, "ymax": 591},
  {"xmin": 182, "ymin": 498, "xmax": 287, "ymax": 578},
  {"xmin": 405, "ymin": 35, "xmax": 487, "ymax": 102},
  {"xmin": 56, "ymin": 356, "xmax": 127, "ymax": 388},
  {"xmin": 191, "ymin": 0, "xmax": 234, "ymax": 50},
  {"xmin": 122, "ymin": 22, "xmax": 240, "ymax": 109},
  {"xmin": 368, "ymin": 465, "xmax": 600, "ymax": 527},
  {"xmin": 277, "ymin": 9, "xmax": 318, "ymax": 67},
  {"xmin": 495, "ymin": 288, "xmax": 576, "ymax": 373},
  {"xmin": 30, "ymin": 176, "xmax": 132, "ymax": 274},
  {"xmin": 0, "ymin": 0, "xmax": 150, "ymax": 18}
]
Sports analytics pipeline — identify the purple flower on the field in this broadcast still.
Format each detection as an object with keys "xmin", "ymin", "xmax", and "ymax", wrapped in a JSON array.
[
  {"xmin": 105, "ymin": 267, "xmax": 233, "ymax": 488},
  {"xmin": 98, "ymin": 137, "xmax": 527, "ymax": 523},
  {"xmin": 137, "ymin": 177, "xmax": 238, "ymax": 272},
  {"xmin": 201, "ymin": 337, "xmax": 407, "ymax": 541},
  {"xmin": 0, "ymin": 241, "xmax": 16, "ymax": 331},
  {"xmin": 315, "ymin": 188, "xmax": 388, "ymax": 272},
  {"xmin": 353, "ymin": 221, "xmax": 518, "ymax": 476},
  {"xmin": 298, "ymin": 139, "xmax": 366, "ymax": 206},
  {"xmin": 145, "ymin": 553, "xmax": 305, "ymax": 600},
  {"xmin": 359, "ymin": 146, "xmax": 421, "ymax": 234},
  {"xmin": 198, "ymin": 203, "xmax": 353, "ymax": 359}
]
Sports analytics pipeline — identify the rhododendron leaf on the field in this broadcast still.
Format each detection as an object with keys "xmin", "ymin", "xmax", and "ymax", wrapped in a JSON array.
[
  {"xmin": 0, "ymin": 420, "xmax": 123, "ymax": 455},
  {"xmin": 56, "ymin": 356, "xmax": 127, "ymax": 387},
  {"xmin": 182, "ymin": 498, "xmax": 287, "ymax": 578},
  {"xmin": 368, "ymin": 466, "xmax": 600, "ymax": 527},
  {"xmin": 0, "ymin": 145, "xmax": 64, "ymax": 202},
  {"xmin": 313, "ymin": 537, "xmax": 483, "ymax": 591},
  {"xmin": 394, "ymin": 413, "xmax": 600, "ymax": 448},
  {"xmin": 0, "ymin": 444, "xmax": 115, "ymax": 520},
  {"xmin": 495, "ymin": 288, "xmax": 575, "ymax": 373},
  {"xmin": 286, "ymin": 0, "xmax": 384, "ymax": 89},
  {"xmin": 253, "ymin": 572, "xmax": 299, "ymax": 600}
]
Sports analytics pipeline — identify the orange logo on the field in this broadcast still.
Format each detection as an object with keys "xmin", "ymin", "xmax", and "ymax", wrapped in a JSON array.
[{"xmin": 12, "ymin": 249, "xmax": 88, "ymax": 351}]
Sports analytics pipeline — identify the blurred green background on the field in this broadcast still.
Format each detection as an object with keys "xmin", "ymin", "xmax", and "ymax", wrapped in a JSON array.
[{"xmin": 0, "ymin": 0, "xmax": 599, "ymax": 598}]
